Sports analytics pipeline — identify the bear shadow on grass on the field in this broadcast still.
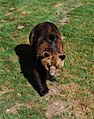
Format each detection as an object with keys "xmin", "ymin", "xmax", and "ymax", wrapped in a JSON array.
[{"xmin": 14, "ymin": 44, "xmax": 49, "ymax": 96}]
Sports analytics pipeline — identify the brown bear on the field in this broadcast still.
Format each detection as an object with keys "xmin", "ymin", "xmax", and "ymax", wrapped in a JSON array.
[{"xmin": 29, "ymin": 22, "xmax": 65, "ymax": 96}]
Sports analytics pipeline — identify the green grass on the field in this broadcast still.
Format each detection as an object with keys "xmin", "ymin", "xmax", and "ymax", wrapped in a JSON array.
[{"xmin": 0, "ymin": 0, "xmax": 94, "ymax": 118}]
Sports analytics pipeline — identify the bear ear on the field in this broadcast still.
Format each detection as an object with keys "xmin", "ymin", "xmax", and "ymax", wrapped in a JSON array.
[{"xmin": 59, "ymin": 54, "xmax": 66, "ymax": 60}]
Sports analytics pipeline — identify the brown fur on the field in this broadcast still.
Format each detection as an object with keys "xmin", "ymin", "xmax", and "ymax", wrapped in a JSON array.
[
  {"xmin": 29, "ymin": 22, "xmax": 65, "ymax": 75},
  {"xmin": 28, "ymin": 22, "xmax": 65, "ymax": 96}
]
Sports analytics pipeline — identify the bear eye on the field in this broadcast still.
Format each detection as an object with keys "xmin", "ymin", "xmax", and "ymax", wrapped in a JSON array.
[{"xmin": 43, "ymin": 52, "xmax": 50, "ymax": 57}]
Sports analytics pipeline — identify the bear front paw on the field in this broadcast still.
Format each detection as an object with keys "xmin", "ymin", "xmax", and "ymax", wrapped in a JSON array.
[{"xmin": 39, "ymin": 83, "xmax": 49, "ymax": 96}]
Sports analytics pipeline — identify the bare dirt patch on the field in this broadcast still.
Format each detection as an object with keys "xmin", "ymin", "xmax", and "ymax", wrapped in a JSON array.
[
  {"xmin": 48, "ymin": 84, "xmax": 61, "ymax": 95},
  {"xmin": 45, "ymin": 83, "xmax": 94, "ymax": 118},
  {"xmin": 45, "ymin": 100, "xmax": 69, "ymax": 118},
  {"xmin": 47, "ymin": 82, "xmax": 62, "ymax": 96}
]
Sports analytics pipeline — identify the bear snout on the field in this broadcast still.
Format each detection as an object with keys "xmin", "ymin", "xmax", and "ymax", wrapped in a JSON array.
[{"xmin": 49, "ymin": 66, "xmax": 56, "ymax": 77}]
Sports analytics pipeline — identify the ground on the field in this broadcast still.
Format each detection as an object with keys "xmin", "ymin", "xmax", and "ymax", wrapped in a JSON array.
[{"xmin": 0, "ymin": 0, "xmax": 94, "ymax": 119}]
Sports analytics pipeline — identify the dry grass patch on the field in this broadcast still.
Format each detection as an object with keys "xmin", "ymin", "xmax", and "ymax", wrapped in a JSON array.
[{"xmin": 0, "ymin": 89, "xmax": 14, "ymax": 96}]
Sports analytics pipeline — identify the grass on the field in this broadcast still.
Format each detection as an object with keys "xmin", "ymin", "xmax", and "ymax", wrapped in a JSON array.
[{"xmin": 0, "ymin": 0, "xmax": 94, "ymax": 118}]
